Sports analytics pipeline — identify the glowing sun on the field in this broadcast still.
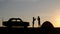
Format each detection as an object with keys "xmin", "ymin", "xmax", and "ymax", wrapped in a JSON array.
[{"xmin": 55, "ymin": 15, "xmax": 60, "ymax": 27}]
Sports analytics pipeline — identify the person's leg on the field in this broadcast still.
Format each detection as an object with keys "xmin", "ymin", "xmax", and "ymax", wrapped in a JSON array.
[
  {"xmin": 38, "ymin": 21, "xmax": 40, "ymax": 27},
  {"xmin": 32, "ymin": 22, "xmax": 34, "ymax": 27}
]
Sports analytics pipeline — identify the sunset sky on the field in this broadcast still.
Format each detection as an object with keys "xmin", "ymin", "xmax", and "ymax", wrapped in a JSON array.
[{"xmin": 0, "ymin": 0, "xmax": 60, "ymax": 27}]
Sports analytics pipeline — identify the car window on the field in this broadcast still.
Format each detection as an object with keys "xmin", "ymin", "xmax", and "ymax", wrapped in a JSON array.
[
  {"xmin": 17, "ymin": 20, "xmax": 20, "ymax": 22},
  {"xmin": 12, "ymin": 20, "xmax": 16, "ymax": 22}
]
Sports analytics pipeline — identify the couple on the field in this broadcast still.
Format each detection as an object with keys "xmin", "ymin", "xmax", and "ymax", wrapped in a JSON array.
[{"xmin": 32, "ymin": 16, "xmax": 40, "ymax": 27}]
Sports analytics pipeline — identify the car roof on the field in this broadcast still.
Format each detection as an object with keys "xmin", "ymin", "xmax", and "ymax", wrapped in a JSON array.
[{"xmin": 8, "ymin": 18, "xmax": 22, "ymax": 21}]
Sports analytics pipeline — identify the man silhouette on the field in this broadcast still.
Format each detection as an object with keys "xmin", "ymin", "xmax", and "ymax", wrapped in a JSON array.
[
  {"xmin": 32, "ymin": 17, "xmax": 36, "ymax": 27},
  {"xmin": 37, "ymin": 16, "xmax": 40, "ymax": 27}
]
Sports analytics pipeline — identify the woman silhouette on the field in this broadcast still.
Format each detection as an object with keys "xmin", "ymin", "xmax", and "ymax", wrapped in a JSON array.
[{"xmin": 32, "ymin": 17, "xmax": 36, "ymax": 27}]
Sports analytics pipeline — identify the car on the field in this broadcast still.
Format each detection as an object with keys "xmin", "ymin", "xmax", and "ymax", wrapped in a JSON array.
[{"xmin": 3, "ymin": 18, "xmax": 29, "ymax": 28}]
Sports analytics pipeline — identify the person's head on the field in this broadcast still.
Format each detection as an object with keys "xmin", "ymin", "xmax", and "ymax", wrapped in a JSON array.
[
  {"xmin": 33, "ymin": 17, "xmax": 34, "ymax": 19},
  {"xmin": 38, "ymin": 16, "xmax": 40, "ymax": 18},
  {"xmin": 38, "ymin": 16, "xmax": 39, "ymax": 17}
]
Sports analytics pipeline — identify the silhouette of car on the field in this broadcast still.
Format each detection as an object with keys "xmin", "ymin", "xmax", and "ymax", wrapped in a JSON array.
[{"xmin": 3, "ymin": 18, "xmax": 29, "ymax": 28}]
